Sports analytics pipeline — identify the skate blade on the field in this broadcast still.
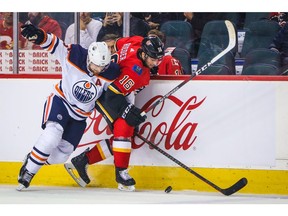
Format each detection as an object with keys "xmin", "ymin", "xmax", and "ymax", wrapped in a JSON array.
[
  {"xmin": 118, "ymin": 183, "xmax": 135, "ymax": 192},
  {"xmin": 16, "ymin": 184, "xmax": 26, "ymax": 191},
  {"xmin": 64, "ymin": 163, "xmax": 87, "ymax": 187}
]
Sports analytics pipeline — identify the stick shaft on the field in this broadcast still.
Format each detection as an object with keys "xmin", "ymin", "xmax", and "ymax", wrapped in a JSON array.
[
  {"xmin": 136, "ymin": 133, "xmax": 247, "ymax": 196},
  {"xmin": 137, "ymin": 21, "xmax": 247, "ymax": 195},
  {"xmin": 143, "ymin": 20, "xmax": 236, "ymax": 114},
  {"xmin": 136, "ymin": 134, "xmax": 223, "ymax": 191}
]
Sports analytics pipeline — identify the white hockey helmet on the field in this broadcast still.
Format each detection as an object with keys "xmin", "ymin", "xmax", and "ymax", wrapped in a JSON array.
[{"xmin": 87, "ymin": 42, "xmax": 111, "ymax": 68}]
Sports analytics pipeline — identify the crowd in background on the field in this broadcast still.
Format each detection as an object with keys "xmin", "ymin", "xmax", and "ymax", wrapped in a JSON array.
[{"xmin": 1, "ymin": 12, "xmax": 288, "ymax": 75}]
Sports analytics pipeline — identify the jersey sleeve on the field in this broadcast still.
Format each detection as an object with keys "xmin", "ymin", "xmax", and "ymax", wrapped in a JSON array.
[{"xmin": 40, "ymin": 33, "xmax": 69, "ymax": 67}]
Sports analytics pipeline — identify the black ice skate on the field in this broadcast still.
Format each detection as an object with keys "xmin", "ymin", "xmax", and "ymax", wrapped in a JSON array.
[
  {"xmin": 17, "ymin": 153, "xmax": 35, "ymax": 191},
  {"xmin": 115, "ymin": 167, "xmax": 136, "ymax": 192},
  {"xmin": 64, "ymin": 150, "xmax": 90, "ymax": 187}
]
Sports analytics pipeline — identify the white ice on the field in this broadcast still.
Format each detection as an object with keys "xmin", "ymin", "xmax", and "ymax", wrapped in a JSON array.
[{"xmin": 0, "ymin": 185, "xmax": 287, "ymax": 216}]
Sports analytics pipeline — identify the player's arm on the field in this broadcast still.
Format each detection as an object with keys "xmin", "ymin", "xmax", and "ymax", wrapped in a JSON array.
[
  {"xmin": 105, "ymin": 83, "xmax": 146, "ymax": 127},
  {"xmin": 21, "ymin": 24, "xmax": 70, "ymax": 66},
  {"xmin": 21, "ymin": 24, "xmax": 47, "ymax": 45}
]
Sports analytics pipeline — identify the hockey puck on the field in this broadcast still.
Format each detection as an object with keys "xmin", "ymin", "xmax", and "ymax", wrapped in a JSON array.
[{"xmin": 165, "ymin": 186, "xmax": 172, "ymax": 193}]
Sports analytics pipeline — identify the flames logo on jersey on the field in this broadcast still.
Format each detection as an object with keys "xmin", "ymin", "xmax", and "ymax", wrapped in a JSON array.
[{"xmin": 72, "ymin": 81, "xmax": 97, "ymax": 103}]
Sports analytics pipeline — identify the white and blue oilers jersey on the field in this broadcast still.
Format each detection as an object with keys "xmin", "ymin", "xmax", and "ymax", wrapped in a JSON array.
[{"xmin": 40, "ymin": 33, "xmax": 121, "ymax": 121}]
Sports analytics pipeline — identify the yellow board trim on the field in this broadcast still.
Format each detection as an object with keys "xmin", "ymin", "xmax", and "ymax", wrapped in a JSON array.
[{"xmin": 1, "ymin": 162, "xmax": 288, "ymax": 195}]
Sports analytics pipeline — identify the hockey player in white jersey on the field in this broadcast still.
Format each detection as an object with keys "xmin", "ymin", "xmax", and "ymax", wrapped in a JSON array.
[{"xmin": 17, "ymin": 24, "xmax": 121, "ymax": 191}]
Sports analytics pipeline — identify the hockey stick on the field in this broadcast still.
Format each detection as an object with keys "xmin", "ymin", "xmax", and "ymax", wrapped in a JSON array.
[
  {"xmin": 142, "ymin": 20, "xmax": 236, "ymax": 115},
  {"xmin": 135, "ymin": 133, "xmax": 248, "ymax": 196},
  {"xmin": 136, "ymin": 20, "xmax": 246, "ymax": 195}
]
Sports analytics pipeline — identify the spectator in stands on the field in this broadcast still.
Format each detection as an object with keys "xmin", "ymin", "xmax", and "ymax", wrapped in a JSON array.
[
  {"xmin": 132, "ymin": 13, "xmax": 185, "ymax": 30},
  {"xmin": 0, "ymin": 12, "xmax": 27, "ymax": 49},
  {"xmin": 25, "ymin": 12, "xmax": 62, "ymax": 49},
  {"xmin": 183, "ymin": 12, "xmax": 222, "ymax": 56},
  {"xmin": 269, "ymin": 22, "xmax": 288, "ymax": 68},
  {"xmin": 100, "ymin": 30, "xmax": 184, "ymax": 75},
  {"xmin": 96, "ymin": 12, "xmax": 150, "ymax": 41},
  {"xmin": 184, "ymin": 13, "xmax": 222, "ymax": 40},
  {"xmin": 270, "ymin": 12, "xmax": 288, "ymax": 27},
  {"xmin": 100, "ymin": 33, "xmax": 119, "ymax": 54},
  {"xmin": 139, "ymin": 13, "xmax": 177, "ymax": 30},
  {"xmin": 64, "ymin": 12, "xmax": 102, "ymax": 49},
  {"xmin": 147, "ymin": 29, "xmax": 184, "ymax": 75}
]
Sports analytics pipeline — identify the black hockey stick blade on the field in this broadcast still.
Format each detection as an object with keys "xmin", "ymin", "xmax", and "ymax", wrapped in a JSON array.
[
  {"xmin": 220, "ymin": 177, "xmax": 248, "ymax": 196},
  {"xmin": 135, "ymin": 133, "xmax": 248, "ymax": 196}
]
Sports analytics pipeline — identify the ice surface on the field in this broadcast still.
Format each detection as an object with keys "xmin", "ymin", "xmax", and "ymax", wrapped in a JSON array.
[{"xmin": 0, "ymin": 185, "xmax": 287, "ymax": 216}]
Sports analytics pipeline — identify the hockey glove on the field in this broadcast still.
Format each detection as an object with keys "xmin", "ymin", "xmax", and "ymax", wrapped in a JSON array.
[
  {"xmin": 21, "ymin": 24, "xmax": 46, "ymax": 45},
  {"xmin": 120, "ymin": 104, "xmax": 147, "ymax": 127},
  {"xmin": 150, "ymin": 66, "xmax": 159, "ymax": 75}
]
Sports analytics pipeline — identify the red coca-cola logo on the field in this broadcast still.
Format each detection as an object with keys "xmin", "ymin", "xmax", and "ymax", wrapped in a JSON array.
[{"xmin": 79, "ymin": 95, "xmax": 206, "ymax": 151}]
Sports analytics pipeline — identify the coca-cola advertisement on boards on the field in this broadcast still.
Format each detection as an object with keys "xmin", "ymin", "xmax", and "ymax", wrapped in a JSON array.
[{"xmin": 74, "ymin": 79, "xmax": 275, "ymax": 168}]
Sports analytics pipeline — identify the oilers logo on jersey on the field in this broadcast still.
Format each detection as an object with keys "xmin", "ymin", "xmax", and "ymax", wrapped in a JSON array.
[{"xmin": 72, "ymin": 81, "xmax": 97, "ymax": 103}]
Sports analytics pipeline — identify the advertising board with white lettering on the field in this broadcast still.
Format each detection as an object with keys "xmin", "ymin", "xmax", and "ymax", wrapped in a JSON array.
[{"xmin": 0, "ymin": 50, "xmax": 62, "ymax": 73}]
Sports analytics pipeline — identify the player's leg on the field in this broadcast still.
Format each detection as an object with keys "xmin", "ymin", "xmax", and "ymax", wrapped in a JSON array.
[
  {"xmin": 46, "ymin": 139, "xmax": 74, "ymax": 164},
  {"xmin": 95, "ymin": 96, "xmax": 136, "ymax": 191},
  {"xmin": 64, "ymin": 97, "xmax": 116, "ymax": 187},
  {"xmin": 112, "ymin": 118, "xmax": 136, "ymax": 191},
  {"xmin": 17, "ymin": 121, "xmax": 64, "ymax": 190},
  {"xmin": 61, "ymin": 118, "xmax": 110, "ymax": 188},
  {"xmin": 65, "ymin": 138, "xmax": 113, "ymax": 187},
  {"xmin": 17, "ymin": 95, "xmax": 69, "ymax": 191}
]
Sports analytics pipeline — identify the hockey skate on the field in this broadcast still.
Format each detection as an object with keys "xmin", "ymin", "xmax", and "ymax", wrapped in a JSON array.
[
  {"xmin": 64, "ymin": 150, "xmax": 90, "ymax": 187},
  {"xmin": 17, "ymin": 153, "xmax": 35, "ymax": 191},
  {"xmin": 115, "ymin": 167, "xmax": 136, "ymax": 192}
]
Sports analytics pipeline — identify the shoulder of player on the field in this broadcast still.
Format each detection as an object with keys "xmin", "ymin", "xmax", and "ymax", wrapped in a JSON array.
[
  {"xmin": 68, "ymin": 44, "xmax": 87, "ymax": 59},
  {"xmin": 116, "ymin": 35, "xmax": 143, "ymax": 51},
  {"xmin": 99, "ymin": 62, "xmax": 121, "ymax": 80},
  {"xmin": 66, "ymin": 44, "xmax": 89, "ymax": 72},
  {"xmin": 161, "ymin": 55, "xmax": 178, "ymax": 63}
]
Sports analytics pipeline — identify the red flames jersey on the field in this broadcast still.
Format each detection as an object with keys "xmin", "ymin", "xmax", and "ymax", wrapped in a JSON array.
[
  {"xmin": 158, "ymin": 55, "xmax": 183, "ymax": 75},
  {"xmin": 0, "ymin": 20, "xmax": 27, "ymax": 49},
  {"xmin": 112, "ymin": 36, "xmax": 151, "ymax": 94},
  {"xmin": 115, "ymin": 35, "xmax": 143, "ymax": 52}
]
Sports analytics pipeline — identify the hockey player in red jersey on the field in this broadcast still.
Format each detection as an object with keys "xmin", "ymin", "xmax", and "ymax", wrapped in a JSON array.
[
  {"xmin": 147, "ymin": 29, "xmax": 184, "ymax": 75},
  {"xmin": 102, "ymin": 32, "xmax": 184, "ymax": 75},
  {"xmin": 153, "ymin": 48, "xmax": 184, "ymax": 75},
  {"xmin": 65, "ymin": 35, "xmax": 164, "ymax": 191},
  {"xmin": 16, "ymin": 24, "xmax": 121, "ymax": 191}
]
